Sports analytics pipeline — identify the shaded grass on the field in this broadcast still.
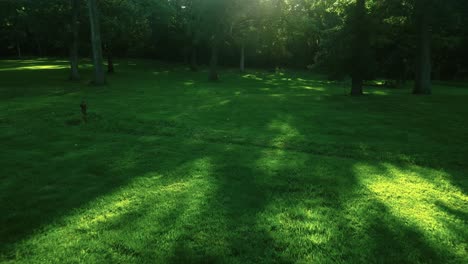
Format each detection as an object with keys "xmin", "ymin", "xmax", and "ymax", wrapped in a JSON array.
[{"xmin": 0, "ymin": 59, "xmax": 467, "ymax": 263}]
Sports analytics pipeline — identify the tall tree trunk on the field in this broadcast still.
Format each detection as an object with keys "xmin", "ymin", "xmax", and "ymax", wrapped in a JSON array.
[
  {"xmin": 88, "ymin": 0, "xmax": 105, "ymax": 85},
  {"xmin": 188, "ymin": 5, "xmax": 201, "ymax": 72},
  {"xmin": 107, "ymin": 53, "xmax": 114, "ymax": 74},
  {"xmin": 16, "ymin": 40, "xmax": 21, "ymax": 59},
  {"xmin": 183, "ymin": 45, "xmax": 189, "ymax": 64},
  {"xmin": 107, "ymin": 47, "xmax": 114, "ymax": 74},
  {"xmin": 36, "ymin": 38, "xmax": 43, "ymax": 57},
  {"xmin": 69, "ymin": 0, "xmax": 80, "ymax": 81},
  {"xmin": 190, "ymin": 45, "xmax": 198, "ymax": 71},
  {"xmin": 350, "ymin": 0, "xmax": 367, "ymax": 96},
  {"xmin": 351, "ymin": 78, "xmax": 363, "ymax": 95},
  {"xmin": 413, "ymin": 0, "xmax": 431, "ymax": 95},
  {"xmin": 240, "ymin": 41, "xmax": 245, "ymax": 73},
  {"xmin": 350, "ymin": 72, "xmax": 364, "ymax": 95},
  {"xmin": 209, "ymin": 37, "xmax": 219, "ymax": 81}
]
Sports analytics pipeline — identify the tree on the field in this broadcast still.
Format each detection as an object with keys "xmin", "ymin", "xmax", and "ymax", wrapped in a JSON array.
[
  {"xmin": 69, "ymin": 0, "xmax": 80, "ymax": 80},
  {"xmin": 1, "ymin": 0, "xmax": 467, "ymax": 83},
  {"xmin": 227, "ymin": 0, "xmax": 260, "ymax": 72},
  {"xmin": 349, "ymin": 0, "xmax": 371, "ymax": 96},
  {"xmin": 205, "ymin": 0, "xmax": 229, "ymax": 81},
  {"xmin": 314, "ymin": 0, "xmax": 373, "ymax": 94},
  {"xmin": 209, "ymin": 29, "xmax": 221, "ymax": 81},
  {"xmin": 88, "ymin": 0, "xmax": 105, "ymax": 85},
  {"xmin": 184, "ymin": 0, "xmax": 203, "ymax": 71},
  {"xmin": 100, "ymin": 0, "xmax": 123, "ymax": 74},
  {"xmin": 413, "ymin": 0, "xmax": 432, "ymax": 94}
]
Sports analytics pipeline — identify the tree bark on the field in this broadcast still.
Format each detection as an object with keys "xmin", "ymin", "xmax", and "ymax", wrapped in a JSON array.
[
  {"xmin": 240, "ymin": 41, "xmax": 245, "ymax": 73},
  {"xmin": 107, "ymin": 48, "xmax": 114, "ymax": 74},
  {"xmin": 413, "ymin": 0, "xmax": 431, "ymax": 95},
  {"xmin": 349, "ymin": 0, "xmax": 366, "ymax": 96},
  {"xmin": 88, "ymin": 0, "xmax": 105, "ymax": 85},
  {"xmin": 188, "ymin": 4, "xmax": 201, "ymax": 72},
  {"xmin": 351, "ymin": 78, "xmax": 363, "ymax": 95},
  {"xmin": 209, "ymin": 36, "xmax": 219, "ymax": 81},
  {"xmin": 69, "ymin": 0, "xmax": 80, "ymax": 81},
  {"xmin": 190, "ymin": 45, "xmax": 198, "ymax": 71},
  {"xmin": 16, "ymin": 40, "xmax": 21, "ymax": 59},
  {"xmin": 36, "ymin": 38, "xmax": 43, "ymax": 57}
]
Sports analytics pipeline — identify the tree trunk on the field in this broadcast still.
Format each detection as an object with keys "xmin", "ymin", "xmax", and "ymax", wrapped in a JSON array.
[
  {"xmin": 209, "ymin": 37, "xmax": 219, "ymax": 81},
  {"xmin": 183, "ymin": 46, "xmax": 189, "ymax": 64},
  {"xmin": 349, "ymin": 0, "xmax": 366, "ymax": 96},
  {"xmin": 188, "ymin": 5, "xmax": 201, "ymax": 72},
  {"xmin": 107, "ymin": 49, "xmax": 114, "ymax": 74},
  {"xmin": 16, "ymin": 40, "xmax": 21, "ymax": 59},
  {"xmin": 413, "ymin": 0, "xmax": 431, "ymax": 94},
  {"xmin": 398, "ymin": 60, "xmax": 407, "ymax": 87},
  {"xmin": 351, "ymin": 78, "xmax": 363, "ymax": 95},
  {"xmin": 190, "ymin": 45, "xmax": 198, "ymax": 71},
  {"xmin": 88, "ymin": 0, "xmax": 105, "ymax": 85},
  {"xmin": 240, "ymin": 41, "xmax": 245, "ymax": 73},
  {"xmin": 36, "ymin": 38, "xmax": 43, "ymax": 57},
  {"xmin": 69, "ymin": 0, "xmax": 80, "ymax": 81}
]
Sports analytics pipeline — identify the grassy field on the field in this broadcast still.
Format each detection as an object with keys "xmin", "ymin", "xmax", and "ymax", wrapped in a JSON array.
[{"xmin": 0, "ymin": 59, "xmax": 467, "ymax": 263}]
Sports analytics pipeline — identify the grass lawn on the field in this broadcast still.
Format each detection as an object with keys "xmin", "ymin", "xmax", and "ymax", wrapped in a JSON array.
[{"xmin": 0, "ymin": 59, "xmax": 467, "ymax": 263}]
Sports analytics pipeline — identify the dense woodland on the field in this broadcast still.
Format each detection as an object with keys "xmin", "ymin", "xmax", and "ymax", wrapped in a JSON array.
[{"xmin": 1, "ymin": 0, "xmax": 468, "ymax": 94}]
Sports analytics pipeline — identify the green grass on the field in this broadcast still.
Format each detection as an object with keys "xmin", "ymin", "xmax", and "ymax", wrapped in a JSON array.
[{"xmin": 0, "ymin": 58, "xmax": 467, "ymax": 264}]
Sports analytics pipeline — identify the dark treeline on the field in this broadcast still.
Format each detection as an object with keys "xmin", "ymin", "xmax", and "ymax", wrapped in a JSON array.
[{"xmin": 1, "ymin": 0, "xmax": 467, "ymax": 93}]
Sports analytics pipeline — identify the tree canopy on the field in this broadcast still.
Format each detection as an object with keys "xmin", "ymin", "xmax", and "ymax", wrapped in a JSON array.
[{"xmin": 1, "ymin": 0, "xmax": 467, "ymax": 92}]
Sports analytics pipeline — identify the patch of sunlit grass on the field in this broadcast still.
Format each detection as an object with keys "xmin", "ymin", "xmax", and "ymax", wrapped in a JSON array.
[
  {"xmin": 242, "ymin": 74, "xmax": 263, "ymax": 81},
  {"xmin": 184, "ymin": 80, "xmax": 195, "ymax": 86},
  {"xmin": 6, "ymin": 158, "xmax": 216, "ymax": 263},
  {"xmin": 0, "ymin": 65, "xmax": 68, "ymax": 71},
  {"xmin": 354, "ymin": 163, "xmax": 468, "ymax": 260},
  {"xmin": 366, "ymin": 89, "xmax": 390, "ymax": 95},
  {"xmin": 299, "ymin": 85, "xmax": 325, "ymax": 91}
]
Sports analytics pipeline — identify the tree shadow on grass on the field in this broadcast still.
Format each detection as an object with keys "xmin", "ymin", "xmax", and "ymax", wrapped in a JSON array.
[
  {"xmin": 364, "ymin": 207, "xmax": 444, "ymax": 263},
  {"xmin": 1, "ymin": 60, "xmax": 467, "ymax": 263},
  {"xmin": 348, "ymin": 161, "xmax": 467, "ymax": 263},
  {"xmin": 164, "ymin": 72, "xmax": 466, "ymax": 262},
  {"xmin": 0, "ymin": 135, "xmax": 198, "ymax": 255},
  {"xmin": 163, "ymin": 124, "xmax": 297, "ymax": 263},
  {"xmin": 0, "ymin": 90, "xmax": 231, "ymax": 257},
  {"xmin": 436, "ymin": 201, "xmax": 468, "ymax": 221},
  {"xmin": 239, "ymin": 72, "xmax": 468, "ymax": 199}
]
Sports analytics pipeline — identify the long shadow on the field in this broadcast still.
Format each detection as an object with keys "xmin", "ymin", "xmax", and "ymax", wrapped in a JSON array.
[
  {"xmin": 0, "ymin": 58, "xmax": 274, "ymax": 260},
  {"xmin": 161, "ymin": 69, "xmax": 466, "ymax": 262},
  {"xmin": 0, "ymin": 133, "xmax": 202, "ymax": 256},
  {"xmin": 232, "ymin": 71, "xmax": 468, "ymax": 193},
  {"xmin": 173, "ymin": 107, "xmax": 363, "ymax": 262},
  {"xmin": 86, "ymin": 158, "xmax": 211, "ymax": 263},
  {"xmin": 365, "ymin": 205, "xmax": 444, "ymax": 263},
  {"xmin": 253, "ymin": 92, "xmax": 464, "ymax": 262},
  {"xmin": 0, "ymin": 60, "xmax": 232, "ymax": 256},
  {"xmin": 436, "ymin": 201, "xmax": 468, "ymax": 221},
  {"xmin": 201, "ymin": 152, "xmax": 290, "ymax": 263},
  {"xmin": 1, "ymin": 60, "xmax": 466, "ymax": 263},
  {"xmin": 145, "ymin": 133, "xmax": 298, "ymax": 263}
]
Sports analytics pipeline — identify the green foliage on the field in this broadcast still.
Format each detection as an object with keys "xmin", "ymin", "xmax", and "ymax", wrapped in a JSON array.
[{"xmin": 1, "ymin": 0, "xmax": 467, "ymax": 80}]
